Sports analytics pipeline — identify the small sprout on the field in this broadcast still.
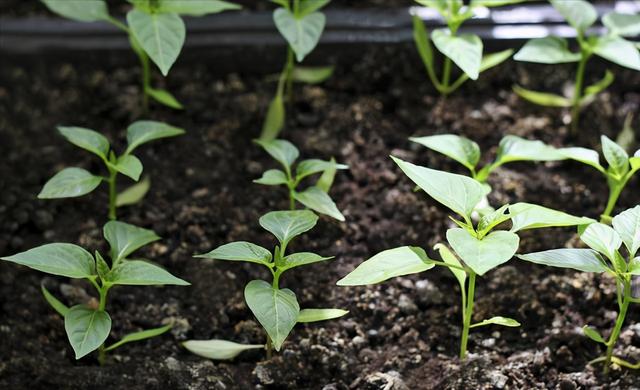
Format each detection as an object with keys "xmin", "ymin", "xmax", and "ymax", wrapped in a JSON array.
[
  {"xmin": 254, "ymin": 139, "xmax": 348, "ymax": 221},
  {"xmin": 0, "ymin": 221, "xmax": 189, "ymax": 364},
  {"xmin": 38, "ymin": 121, "xmax": 184, "ymax": 220},
  {"xmin": 513, "ymin": 0, "xmax": 640, "ymax": 133},
  {"xmin": 518, "ymin": 205, "xmax": 640, "ymax": 373},
  {"xmin": 189, "ymin": 210, "xmax": 348, "ymax": 360}
]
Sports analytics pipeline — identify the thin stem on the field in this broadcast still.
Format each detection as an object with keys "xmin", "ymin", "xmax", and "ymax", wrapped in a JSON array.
[
  {"xmin": 129, "ymin": 33, "xmax": 151, "ymax": 114},
  {"xmin": 96, "ymin": 284, "xmax": 110, "ymax": 365},
  {"xmin": 428, "ymin": 260, "xmax": 466, "ymax": 272},
  {"xmin": 604, "ymin": 278, "xmax": 631, "ymax": 374},
  {"xmin": 441, "ymin": 57, "xmax": 452, "ymax": 94},
  {"xmin": 459, "ymin": 272, "xmax": 476, "ymax": 359},
  {"xmin": 265, "ymin": 335, "xmax": 273, "ymax": 360},
  {"xmin": 107, "ymin": 168, "xmax": 117, "ymax": 221},
  {"xmin": 570, "ymin": 51, "xmax": 589, "ymax": 135},
  {"xmin": 284, "ymin": 47, "xmax": 295, "ymax": 105},
  {"xmin": 602, "ymin": 181, "xmax": 624, "ymax": 222}
]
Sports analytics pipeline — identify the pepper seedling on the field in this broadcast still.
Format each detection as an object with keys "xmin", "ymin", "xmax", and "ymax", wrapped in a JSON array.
[
  {"xmin": 41, "ymin": 0, "xmax": 241, "ymax": 111},
  {"xmin": 254, "ymin": 138, "xmax": 348, "ymax": 221},
  {"xmin": 0, "ymin": 221, "xmax": 189, "ymax": 364},
  {"xmin": 37, "ymin": 121, "xmax": 185, "ymax": 220},
  {"xmin": 338, "ymin": 158, "xmax": 593, "ymax": 359},
  {"xmin": 260, "ymin": 0, "xmax": 333, "ymax": 140},
  {"xmin": 185, "ymin": 210, "xmax": 348, "ymax": 360},
  {"xmin": 514, "ymin": 0, "xmax": 640, "ymax": 133},
  {"xmin": 517, "ymin": 205, "xmax": 640, "ymax": 373},
  {"xmin": 411, "ymin": 0, "xmax": 523, "ymax": 95}
]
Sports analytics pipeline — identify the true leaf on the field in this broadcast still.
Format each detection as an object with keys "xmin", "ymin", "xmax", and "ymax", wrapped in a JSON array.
[
  {"xmin": 259, "ymin": 93, "xmax": 285, "ymax": 141},
  {"xmin": 558, "ymin": 147, "xmax": 605, "ymax": 173},
  {"xmin": 126, "ymin": 120, "xmax": 185, "ymax": 154},
  {"xmin": 259, "ymin": 210, "xmax": 318, "ymax": 249},
  {"xmin": 550, "ymin": 0, "xmax": 597, "ymax": 31},
  {"xmin": 38, "ymin": 167, "xmax": 102, "ymax": 199},
  {"xmin": 495, "ymin": 135, "xmax": 564, "ymax": 164},
  {"xmin": 513, "ymin": 85, "xmax": 571, "ymax": 107},
  {"xmin": 116, "ymin": 176, "xmax": 151, "ymax": 207},
  {"xmin": 602, "ymin": 12, "xmax": 640, "ymax": 37},
  {"xmin": 447, "ymin": 229, "xmax": 519, "ymax": 276},
  {"xmin": 115, "ymin": 155, "xmax": 143, "ymax": 181},
  {"xmin": 478, "ymin": 49, "xmax": 513, "ymax": 73},
  {"xmin": 157, "ymin": 0, "xmax": 241, "ymax": 16},
  {"xmin": 293, "ymin": 186, "xmax": 345, "ymax": 221},
  {"xmin": 1, "ymin": 243, "xmax": 95, "ymax": 278},
  {"xmin": 470, "ymin": 316, "xmax": 520, "ymax": 328},
  {"xmin": 58, "ymin": 126, "xmax": 110, "ymax": 159},
  {"xmin": 95, "ymin": 251, "xmax": 110, "ymax": 280},
  {"xmin": 517, "ymin": 248, "xmax": 609, "ymax": 273},
  {"xmin": 291, "ymin": 66, "xmax": 333, "ymax": 84},
  {"xmin": 273, "ymin": 8, "xmax": 325, "ymax": 62},
  {"xmin": 580, "ymin": 223, "xmax": 622, "ymax": 261},
  {"xmin": 278, "ymin": 252, "xmax": 333, "ymax": 271},
  {"xmin": 509, "ymin": 202, "xmax": 594, "ymax": 232},
  {"xmin": 612, "ymin": 205, "xmax": 640, "ymax": 257},
  {"xmin": 183, "ymin": 339, "xmax": 264, "ymax": 360},
  {"xmin": 410, "ymin": 134, "xmax": 480, "ymax": 171},
  {"xmin": 41, "ymin": 284, "xmax": 70, "ymax": 317},
  {"xmin": 64, "ymin": 305, "xmax": 111, "ymax": 359},
  {"xmin": 431, "ymin": 29, "xmax": 482, "ymax": 80},
  {"xmin": 254, "ymin": 169, "xmax": 289, "ymax": 186},
  {"xmin": 629, "ymin": 257, "xmax": 640, "ymax": 275},
  {"xmin": 316, "ymin": 157, "xmax": 339, "ymax": 193},
  {"xmin": 297, "ymin": 308, "xmax": 348, "ymax": 323},
  {"xmin": 583, "ymin": 70, "xmax": 614, "ymax": 98},
  {"xmin": 104, "ymin": 324, "xmax": 172, "ymax": 351},
  {"xmin": 147, "ymin": 87, "xmax": 183, "ymax": 109},
  {"xmin": 103, "ymin": 220, "xmax": 160, "ymax": 261},
  {"xmin": 601, "ymin": 135, "xmax": 629, "ymax": 176},
  {"xmin": 477, "ymin": 204, "xmax": 513, "ymax": 236},
  {"xmin": 296, "ymin": 159, "xmax": 348, "ymax": 181},
  {"xmin": 107, "ymin": 260, "xmax": 190, "ymax": 286},
  {"xmin": 593, "ymin": 35, "xmax": 640, "ymax": 71},
  {"xmin": 513, "ymin": 37, "xmax": 580, "ymax": 64},
  {"xmin": 255, "ymin": 139, "xmax": 300, "ymax": 172},
  {"xmin": 196, "ymin": 241, "xmax": 272, "ymax": 266},
  {"xmin": 583, "ymin": 326, "xmax": 606, "ymax": 344},
  {"xmin": 434, "ymin": 243, "xmax": 466, "ymax": 291},
  {"xmin": 41, "ymin": 0, "xmax": 110, "ymax": 22}
]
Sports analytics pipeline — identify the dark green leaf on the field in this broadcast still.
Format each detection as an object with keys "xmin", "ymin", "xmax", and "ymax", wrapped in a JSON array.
[
  {"xmin": 42, "ymin": 0, "xmax": 110, "ymax": 22},
  {"xmin": 147, "ymin": 87, "xmax": 183, "ymax": 109},
  {"xmin": 107, "ymin": 260, "xmax": 190, "ymax": 286},
  {"xmin": 95, "ymin": 251, "xmax": 110, "ymax": 280},
  {"xmin": 64, "ymin": 305, "xmax": 111, "ymax": 359},
  {"xmin": 38, "ymin": 167, "xmax": 102, "ymax": 199},
  {"xmin": 103, "ymin": 220, "xmax": 160, "ymax": 261},
  {"xmin": 410, "ymin": 134, "xmax": 480, "ymax": 171},
  {"xmin": 277, "ymin": 252, "xmax": 333, "ymax": 271},
  {"xmin": 273, "ymin": 8, "xmax": 325, "ymax": 62},
  {"xmin": 196, "ymin": 241, "xmax": 272, "ymax": 266},
  {"xmin": 254, "ymin": 169, "xmax": 289, "ymax": 186},
  {"xmin": 105, "ymin": 324, "xmax": 171, "ymax": 351},
  {"xmin": 296, "ymin": 159, "xmax": 348, "ymax": 181},
  {"xmin": 58, "ymin": 126, "xmax": 110, "ymax": 159},
  {"xmin": 601, "ymin": 135, "xmax": 629, "ymax": 176},
  {"xmin": 41, "ymin": 284, "xmax": 69, "ymax": 316},
  {"xmin": 116, "ymin": 176, "xmax": 151, "ymax": 207},
  {"xmin": 1, "ymin": 243, "xmax": 95, "ymax": 278},
  {"xmin": 293, "ymin": 186, "xmax": 345, "ymax": 221},
  {"xmin": 259, "ymin": 210, "xmax": 318, "ymax": 249},
  {"xmin": 255, "ymin": 139, "xmax": 299, "ymax": 172},
  {"xmin": 115, "ymin": 154, "xmax": 143, "ymax": 181},
  {"xmin": 126, "ymin": 120, "xmax": 185, "ymax": 154}
]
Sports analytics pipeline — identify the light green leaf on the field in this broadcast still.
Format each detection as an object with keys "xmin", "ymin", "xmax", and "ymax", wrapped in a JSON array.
[
  {"xmin": 580, "ymin": 222, "xmax": 622, "ymax": 261},
  {"xmin": 447, "ymin": 228, "xmax": 519, "ymax": 276},
  {"xmin": 412, "ymin": 15, "xmax": 434, "ymax": 76},
  {"xmin": 558, "ymin": 147, "xmax": 605, "ymax": 173},
  {"xmin": 95, "ymin": 251, "xmax": 110, "ymax": 280},
  {"xmin": 259, "ymin": 92, "xmax": 285, "ymax": 141},
  {"xmin": 602, "ymin": 12, "xmax": 640, "ymax": 37},
  {"xmin": 434, "ymin": 243, "xmax": 466, "ymax": 290},
  {"xmin": 255, "ymin": 139, "xmax": 300, "ymax": 172},
  {"xmin": 41, "ymin": 0, "xmax": 110, "ymax": 22},
  {"xmin": 583, "ymin": 326, "xmax": 606, "ymax": 344},
  {"xmin": 495, "ymin": 135, "xmax": 564, "ymax": 164},
  {"xmin": 509, "ymin": 202, "xmax": 594, "ymax": 232},
  {"xmin": 513, "ymin": 85, "xmax": 572, "ymax": 107},
  {"xmin": 273, "ymin": 8, "xmax": 325, "ymax": 62},
  {"xmin": 410, "ymin": 134, "xmax": 480, "ymax": 171},
  {"xmin": 629, "ymin": 257, "xmax": 640, "ymax": 275},
  {"xmin": 103, "ymin": 220, "xmax": 160, "ymax": 261},
  {"xmin": 296, "ymin": 159, "xmax": 348, "ymax": 181},
  {"xmin": 38, "ymin": 167, "xmax": 102, "ymax": 199},
  {"xmin": 316, "ymin": 157, "xmax": 339, "ymax": 193},
  {"xmin": 126, "ymin": 120, "xmax": 185, "ymax": 154},
  {"xmin": 41, "ymin": 284, "xmax": 69, "ymax": 316},
  {"xmin": 601, "ymin": 135, "xmax": 629, "ymax": 176},
  {"xmin": 65, "ymin": 305, "xmax": 111, "ymax": 359},
  {"xmin": 593, "ymin": 35, "xmax": 640, "ymax": 71},
  {"xmin": 278, "ymin": 252, "xmax": 333, "ymax": 271},
  {"xmin": 550, "ymin": 0, "xmax": 597, "ymax": 31},
  {"xmin": 470, "ymin": 316, "xmax": 520, "ymax": 328},
  {"xmin": 291, "ymin": 66, "xmax": 333, "ymax": 84},
  {"xmin": 293, "ymin": 186, "xmax": 345, "ymax": 221},
  {"xmin": 298, "ymin": 0, "xmax": 330, "ymax": 17},
  {"xmin": 147, "ymin": 87, "xmax": 183, "ymax": 109},
  {"xmin": 157, "ymin": 0, "xmax": 241, "ymax": 16},
  {"xmin": 254, "ymin": 169, "xmax": 289, "ymax": 186},
  {"xmin": 58, "ymin": 126, "xmax": 110, "ymax": 159},
  {"xmin": 514, "ymin": 37, "xmax": 580, "ymax": 64},
  {"xmin": 337, "ymin": 246, "xmax": 434, "ymax": 286},
  {"xmin": 1, "ymin": 243, "xmax": 95, "ymax": 278},
  {"xmin": 196, "ymin": 241, "xmax": 272, "ymax": 266},
  {"xmin": 612, "ymin": 205, "xmax": 640, "ymax": 257},
  {"xmin": 297, "ymin": 308, "xmax": 348, "ymax": 323},
  {"xmin": 107, "ymin": 260, "xmax": 190, "ymax": 286},
  {"xmin": 183, "ymin": 339, "xmax": 264, "ymax": 360},
  {"xmin": 127, "ymin": 9, "xmax": 186, "ymax": 76},
  {"xmin": 517, "ymin": 248, "xmax": 608, "ymax": 273},
  {"xmin": 244, "ymin": 280, "xmax": 299, "ymax": 351},
  {"xmin": 116, "ymin": 176, "xmax": 151, "ymax": 207},
  {"xmin": 259, "ymin": 210, "xmax": 318, "ymax": 249},
  {"xmin": 115, "ymin": 154, "xmax": 143, "ymax": 181},
  {"xmin": 105, "ymin": 324, "xmax": 172, "ymax": 351},
  {"xmin": 431, "ymin": 29, "xmax": 482, "ymax": 80},
  {"xmin": 583, "ymin": 70, "xmax": 614, "ymax": 98},
  {"xmin": 478, "ymin": 48, "xmax": 513, "ymax": 72}
]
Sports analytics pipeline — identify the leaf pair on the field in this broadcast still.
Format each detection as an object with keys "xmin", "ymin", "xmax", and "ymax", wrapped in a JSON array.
[{"xmin": 273, "ymin": 0, "xmax": 329, "ymax": 62}]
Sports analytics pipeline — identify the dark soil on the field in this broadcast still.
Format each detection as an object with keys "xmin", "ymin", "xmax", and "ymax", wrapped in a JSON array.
[{"xmin": 1, "ymin": 38, "xmax": 639, "ymax": 389}]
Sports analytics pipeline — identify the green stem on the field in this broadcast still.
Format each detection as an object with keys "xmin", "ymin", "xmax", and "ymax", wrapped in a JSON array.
[
  {"xmin": 604, "ymin": 278, "xmax": 631, "ymax": 374},
  {"xmin": 97, "ymin": 284, "xmax": 110, "ymax": 365},
  {"xmin": 265, "ymin": 335, "xmax": 273, "ymax": 360},
  {"xmin": 284, "ymin": 47, "xmax": 295, "ymax": 105},
  {"xmin": 601, "ymin": 181, "xmax": 624, "ymax": 222},
  {"xmin": 441, "ymin": 57, "xmax": 452, "ymax": 94},
  {"xmin": 570, "ymin": 51, "xmax": 589, "ymax": 135},
  {"xmin": 107, "ymin": 168, "xmax": 117, "ymax": 221},
  {"xmin": 460, "ymin": 272, "xmax": 476, "ymax": 359},
  {"xmin": 129, "ymin": 33, "xmax": 151, "ymax": 114}
]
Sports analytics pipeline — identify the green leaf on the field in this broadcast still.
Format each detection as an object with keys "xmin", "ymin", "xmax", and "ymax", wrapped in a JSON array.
[
  {"xmin": 103, "ymin": 220, "xmax": 160, "ymax": 261},
  {"xmin": 558, "ymin": 147, "xmax": 605, "ymax": 173},
  {"xmin": 470, "ymin": 316, "xmax": 520, "ymax": 328},
  {"xmin": 509, "ymin": 202, "xmax": 594, "ymax": 232},
  {"xmin": 115, "ymin": 154, "xmax": 143, "ymax": 181},
  {"xmin": 293, "ymin": 186, "xmax": 345, "ymax": 221},
  {"xmin": 391, "ymin": 156, "xmax": 485, "ymax": 220},
  {"xmin": 612, "ymin": 205, "xmax": 640, "ymax": 258},
  {"xmin": 583, "ymin": 325, "xmax": 606, "ymax": 344},
  {"xmin": 38, "ymin": 167, "xmax": 102, "ymax": 199},
  {"xmin": 95, "ymin": 251, "xmax": 110, "ymax": 280},
  {"xmin": 116, "ymin": 176, "xmax": 151, "ymax": 207},
  {"xmin": 593, "ymin": 35, "xmax": 640, "ymax": 71},
  {"xmin": 127, "ymin": 10, "xmax": 186, "ymax": 76},
  {"xmin": 431, "ymin": 29, "xmax": 482, "ymax": 80},
  {"xmin": 297, "ymin": 308, "xmax": 348, "ymax": 323},
  {"xmin": 513, "ymin": 85, "xmax": 571, "ymax": 107},
  {"xmin": 196, "ymin": 241, "xmax": 272, "ymax": 266},
  {"xmin": 1, "ymin": 243, "xmax": 95, "ymax": 278},
  {"xmin": 336, "ymin": 246, "xmax": 434, "ymax": 286},
  {"xmin": 259, "ymin": 92, "xmax": 285, "ymax": 141},
  {"xmin": 298, "ymin": 0, "xmax": 330, "ymax": 17},
  {"xmin": 316, "ymin": 157, "xmax": 339, "ymax": 193},
  {"xmin": 273, "ymin": 8, "xmax": 325, "ymax": 62},
  {"xmin": 278, "ymin": 252, "xmax": 333, "ymax": 271},
  {"xmin": 107, "ymin": 260, "xmax": 190, "ymax": 286},
  {"xmin": 583, "ymin": 70, "xmax": 614, "ymax": 98},
  {"xmin": 513, "ymin": 37, "xmax": 580, "ymax": 64},
  {"xmin": 255, "ymin": 139, "xmax": 300, "ymax": 172},
  {"xmin": 412, "ymin": 15, "xmax": 434, "ymax": 75},
  {"xmin": 41, "ymin": 0, "xmax": 110, "ymax": 22},
  {"xmin": 254, "ymin": 169, "xmax": 289, "ymax": 186},
  {"xmin": 601, "ymin": 135, "xmax": 629, "ymax": 176},
  {"xmin": 602, "ymin": 12, "xmax": 640, "ymax": 37},
  {"xmin": 580, "ymin": 222, "xmax": 622, "ymax": 261},
  {"xmin": 183, "ymin": 339, "xmax": 264, "ymax": 360},
  {"xmin": 410, "ymin": 134, "xmax": 480, "ymax": 171},
  {"xmin": 478, "ymin": 48, "xmax": 513, "ymax": 72},
  {"xmin": 244, "ymin": 280, "xmax": 299, "ymax": 351},
  {"xmin": 58, "ymin": 126, "xmax": 110, "ymax": 159},
  {"xmin": 477, "ymin": 204, "xmax": 513, "ymax": 236},
  {"xmin": 550, "ymin": 0, "xmax": 597, "ymax": 31},
  {"xmin": 296, "ymin": 159, "xmax": 347, "ymax": 181},
  {"xmin": 629, "ymin": 257, "xmax": 640, "ymax": 275},
  {"xmin": 291, "ymin": 66, "xmax": 333, "ymax": 84},
  {"xmin": 259, "ymin": 210, "xmax": 318, "ymax": 249},
  {"xmin": 41, "ymin": 284, "xmax": 69, "ymax": 316},
  {"xmin": 517, "ymin": 248, "xmax": 608, "ymax": 273},
  {"xmin": 447, "ymin": 228, "xmax": 519, "ymax": 276},
  {"xmin": 495, "ymin": 135, "xmax": 564, "ymax": 164},
  {"xmin": 126, "ymin": 120, "xmax": 185, "ymax": 154},
  {"xmin": 157, "ymin": 0, "xmax": 241, "ymax": 16},
  {"xmin": 64, "ymin": 305, "xmax": 111, "ymax": 359},
  {"xmin": 434, "ymin": 243, "xmax": 466, "ymax": 290},
  {"xmin": 146, "ymin": 87, "xmax": 183, "ymax": 109},
  {"xmin": 104, "ymin": 324, "xmax": 172, "ymax": 351}
]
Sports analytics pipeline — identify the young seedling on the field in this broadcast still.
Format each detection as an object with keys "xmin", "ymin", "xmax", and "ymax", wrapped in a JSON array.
[
  {"xmin": 41, "ymin": 0, "xmax": 241, "ymax": 111},
  {"xmin": 254, "ymin": 138, "xmax": 348, "ymax": 221},
  {"xmin": 514, "ymin": 0, "xmax": 640, "ymax": 133},
  {"xmin": 0, "ymin": 221, "xmax": 189, "ymax": 364},
  {"xmin": 37, "ymin": 121, "xmax": 185, "ymax": 220},
  {"xmin": 412, "ymin": 0, "xmax": 523, "ymax": 96},
  {"xmin": 517, "ymin": 205, "xmax": 640, "ymax": 373},
  {"xmin": 338, "ymin": 158, "xmax": 593, "ymax": 359},
  {"xmin": 260, "ymin": 0, "xmax": 333, "ymax": 140},
  {"xmin": 185, "ymin": 210, "xmax": 348, "ymax": 360}
]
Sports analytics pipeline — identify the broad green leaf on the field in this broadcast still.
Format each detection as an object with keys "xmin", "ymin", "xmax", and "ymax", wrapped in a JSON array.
[
  {"xmin": 431, "ymin": 29, "xmax": 482, "ymax": 80},
  {"xmin": 517, "ymin": 248, "xmax": 608, "ymax": 273},
  {"xmin": 583, "ymin": 326, "xmax": 606, "ymax": 344},
  {"xmin": 291, "ymin": 66, "xmax": 333, "ymax": 84},
  {"xmin": 259, "ymin": 93, "xmax": 285, "ymax": 141},
  {"xmin": 413, "ymin": 15, "xmax": 434, "ymax": 74},
  {"xmin": 495, "ymin": 135, "xmax": 564, "ymax": 164},
  {"xmin": 38, "ymin": 167, "xmax": 102, "ymax": 199},
  {"xmin": 478, "ymin": 49, "xmax": 513, "ymax": 72},
  {"xmin": 116, "ymin": 176, "xmax": 150, "ymax": 207},
  {"xmin": 509, "ymin": 202, "xmax": 594, "ymax": 232},
  {"xmin": 95, "ymin": 251, "xmax": 110, "ymax": 280},
  {"xmin": 601, "ymin": 135, "xmax": 629, "ymax": 176},
  {"xmin": 410, "ymin": 134, "xmax": 480, "ymax": 171},
  {"xmin": 277, "ymin": 252, "xmax": 333, "ymax": 271},
  {"xmin": 316, "ymin": 157, "xmax": 338, "ymax": 193},
  {"xmin": 293, "ymin": 186, "xmax": 345, "ymax": 221},
  {"xmin": 593, "ymin": 35, "xmax": 640, "ymax": 71},
  {"xmin": 126, "ymin": 120, "xmax": 185, "ymax": 154},
  {"xmin": 612, "ymin": 205, "xmax": 640, "ymax": 257},
  {"xmin": 244, "ymin": 280, "xmax": 299, "ymax": 351},
  {"xmin": 298, "ymin": 0, "xmax": 330, "ymax": 17},
  {"xmin": 513, "ymin": 37, "xmax": 580, "ymax": 64},
  {"xmin": 558, "ymin": 147, "xmax": 605, "ymax": 173},
  {"xmin": 183, "ymin": 339, "xmax": 264, "ymax": 360},
  {"xmin": 583, "ymin": 70, "xmax": 614, "ymax": 98},
  {"xmin": 602, "ymin": 12, "xmax": 640, "ymax": 37},
  {"xmin": 513, "ymin": 85, "xmax": 571, "ymax": 107},
  {"xmin": 107, "ymin": 260, "xmax": 190, "ymax": 286},
  {"xmin": 296, "ymin": 159, "xmax": 347, "ymax": 181},
  {"xmin": 103, "ymin": 220, "xmax": 160, "ymax": 261},
  {"xmin": 255, "ymin": 139, "xmax": 300, "ymax": 172},
  {"xmin": 273, "ymin": 9, "xmax": 325, "ymax": 62},
  {"xmin": 41, "ymin": 284, "xmax": 69, "ymax": 316},
  {"xmin": 336, "ymin": 246, "xmax": 434, "ymax": 286},
  {"xmin": 629, "ymin": 257, "xmax": 640, "ymax": 275},
  {"xmin": 471, "ymin": 0, "xmax": 526, "ymax": 7},
  {"xmin": 115, "ymin": 155, "xmax": 143, "ymax": 181},
  {"xmin": 196, "ymin": 241, "xmax": 272, "ymax": 266},
  {"xmin": 1, "ymin": 243, "xmax": 95, "ymax": 278},
  {"xmin": 157, "ymin": 0, "xmax": 241, "ymax": 16},
  {"xmin": 42, "ymin": 0, "xmax": 110, "ymax": 22},
  {"xmin": 259, "ymin": 210, "xmax": 318, "ymax": 249},
  {"xmin": 447, "ymin": 228, "xmax": 519, "ymax": 276},
  {"xmin": 58, "ymin": 126, "xmax": 110, "ymax": 159},
  {"xmin": 550, "ymin": 0, "xmax": 597, "ymax": 31},
  {"xmin": 470, "ymin": 316, "xmax": 520, "ymax": 328},
  {"xmin": 297, "ymin": 308, "xmax": 348, "ymax": 323},
  {"xmin": 147, "ymin": 87, "xmax": 183, "ymax": 109},
  {"xmin": 65, "ymin": 305, "xmax": 111, "ymax": 359},
  {"xmin": 127, "ymin": 10, "xmax": 186, "ymax": 76},
  {"xmin": 580, "ymin": 222, "xmax": 622, "ymax": 261},
  {"xmin": 104, "ymin": 324, "xmax": 172, "ymax": 351},
  {"xmin": 392, "ymin": 156, "xmax": 485, "ymax": 220},
  {"xmin": 254, "ymin": 169, "xmax": 289, "ymax": 186},
  {"xmin": 434, "ymin": 243, "xmax": 466, "ymax": 290}
]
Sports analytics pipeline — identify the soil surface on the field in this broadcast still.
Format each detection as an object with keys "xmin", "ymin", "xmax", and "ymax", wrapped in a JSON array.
[{"xmin": 1, "ymin": 37, "xmax": 639, "ymax": 389}]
